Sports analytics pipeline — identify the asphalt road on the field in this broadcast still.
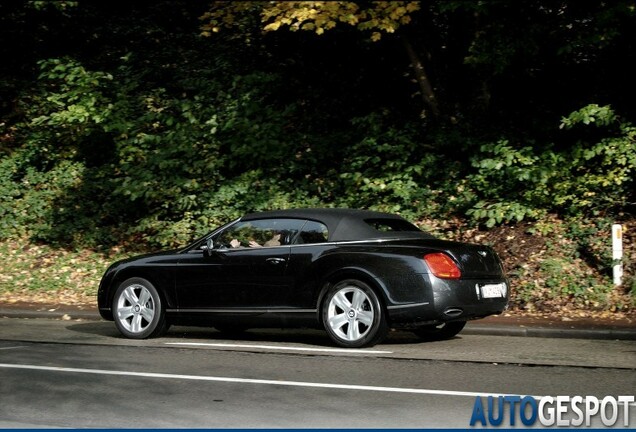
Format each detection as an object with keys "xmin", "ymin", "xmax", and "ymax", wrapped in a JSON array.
[{"xmin": 0, "ymin": 318, "xmax": 635, "ymax": 428}]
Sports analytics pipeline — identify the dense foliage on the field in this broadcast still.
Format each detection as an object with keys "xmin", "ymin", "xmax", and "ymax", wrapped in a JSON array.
[{"xmin": 0, "ymin": 1, "xmax": 634, "ymax": 311}]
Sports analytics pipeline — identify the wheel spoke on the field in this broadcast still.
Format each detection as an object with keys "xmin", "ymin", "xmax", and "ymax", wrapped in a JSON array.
[
  {"xmin": 357, "ymin": 310, "xmax": 373, "ymax": 326},
  {"xmin": 351, "ymin": 289, "xmax": 366, "ymax": 310},
  {"xmin": 329, "ymin": 313, "xmax": 348, "ymax": 332},
  {"xmin": 117, "ymin": 306, "xmax": 134, "ymax": 321},
  {"xmin": 332, "ymin": 290, "xmax": 351, "ymax": 311},
  {"xmin": 138, "ymin": 288, "xmax": 151, "ymax": 306},
  {"xmin": 347, "ymin": 320, "xmax": 361, "ymax": 341},
  {"xmin": 122, "ymin": 286, "xmax": 139, "ymax": 304},
  {"xmin": 140, "ymin": 306, "xmax": 154, "ymax": 323},
  {"xmin": 131, "ymin": 313, "xmax": 143, "ymax": 333}
]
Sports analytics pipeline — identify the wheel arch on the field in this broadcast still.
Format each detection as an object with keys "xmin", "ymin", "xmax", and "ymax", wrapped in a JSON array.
[
  {"xmin": 315, "ymin": 267, "xmax": 390, "ymax": 322},
  {"xmin": 107, "ymin": 267, "xmax": 176, "ymax": 313}
]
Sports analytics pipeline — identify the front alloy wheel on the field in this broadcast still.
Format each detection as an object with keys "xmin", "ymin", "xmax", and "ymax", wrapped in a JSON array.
[
  {"xmin": 113, "ymin": 277, "xmax": 168, "ymax": 339},
  {"xmin": 322, "ymin": 279, "xmax": 387, "ymax": 348}
]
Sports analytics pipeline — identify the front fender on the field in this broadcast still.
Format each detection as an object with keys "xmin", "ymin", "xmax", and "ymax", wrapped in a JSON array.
[{"xmin": 97, "ymin": 254, "xmax": 179, "ymax": 320}]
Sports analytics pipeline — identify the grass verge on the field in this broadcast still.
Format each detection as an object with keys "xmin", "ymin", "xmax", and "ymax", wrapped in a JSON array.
[{"xmin": 0, "ymin": 239, "xmax": 127, "ymax": 305}]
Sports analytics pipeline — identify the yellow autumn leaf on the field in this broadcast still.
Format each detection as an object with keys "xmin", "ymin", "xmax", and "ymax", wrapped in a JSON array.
[
  {"xmin": 406, "ymin": 2, "xmax": 420, "ymax": 13},
  {"xmin": 301, "ymin": 22, "xmax": 316, "ymax": 31},
  {"xmin": 264, "ymin": 21, "xmax": 282, "ymax": 32}
]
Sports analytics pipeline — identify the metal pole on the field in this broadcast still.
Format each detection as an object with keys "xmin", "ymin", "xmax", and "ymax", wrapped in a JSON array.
[{"xmin": 612, "ymin": 224, "xmax": 623, "ymax": 287}]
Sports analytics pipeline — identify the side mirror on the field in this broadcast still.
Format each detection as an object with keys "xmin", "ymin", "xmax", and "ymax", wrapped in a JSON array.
[
  {"xmin": 201, "ymin": 238, "xmax": 214, "ymax": 257},
  {"xmin": 201, "ymin": 237, "xmax": 229, "ymax": 257}
]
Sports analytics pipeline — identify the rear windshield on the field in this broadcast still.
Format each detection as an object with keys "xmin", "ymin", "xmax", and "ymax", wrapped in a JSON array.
[{"xmin": 365, "ymin": 218, "xmax": 421, "ymax": 233}]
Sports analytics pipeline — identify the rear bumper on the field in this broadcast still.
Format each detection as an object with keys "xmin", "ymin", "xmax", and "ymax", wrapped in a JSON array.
[{"xmin": 387, "ymin": 276, "xmax": 509, "ymax": 327}]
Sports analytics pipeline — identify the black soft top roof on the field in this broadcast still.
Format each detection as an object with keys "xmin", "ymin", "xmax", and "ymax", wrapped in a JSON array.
[{"xmin": 241, "ymin": 208, "xmax": 431, "ymax": 242}]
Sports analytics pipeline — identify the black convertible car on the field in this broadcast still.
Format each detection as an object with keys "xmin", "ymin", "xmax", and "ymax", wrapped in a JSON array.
[{"xmin": 98, "ymin": 208, "xmax": 508, "ymax": 347}]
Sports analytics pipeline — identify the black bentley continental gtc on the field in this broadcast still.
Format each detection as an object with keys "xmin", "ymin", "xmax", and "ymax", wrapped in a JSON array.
[{"xmin": 98, "ymin": 208, "xmax": 509, "ymax": 348}]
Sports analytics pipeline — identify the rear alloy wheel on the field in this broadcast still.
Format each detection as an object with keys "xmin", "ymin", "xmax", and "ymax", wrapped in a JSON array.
[
  {"xmin": 113, "ymin": 277, "xmax": 169, "ymax": 339},
  {"xmin": 322, "ymin": 279, "xmax": 388, "ymax": 348},
  {"xmin": 413, "ymin": 321, "xmax": 466, "ymax": 341}
]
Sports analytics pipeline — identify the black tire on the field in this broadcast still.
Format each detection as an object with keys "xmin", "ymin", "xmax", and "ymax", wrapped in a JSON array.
[
  {"xmin": 112, "ymin": 277, "xmax": 169, "ymax": 339},
  {"xmin": 413, "ymin": 321, "xmax": 466, "ymax": 341},
  {"xmin": 321, "ymin": 279, "xmax": 388, "ymax": 348}
]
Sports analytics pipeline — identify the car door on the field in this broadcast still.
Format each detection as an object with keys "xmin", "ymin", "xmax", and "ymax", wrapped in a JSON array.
[
  {"xmin": 175, "ymin": 218, "xmax": 304, "ymax": 310},
  {"xmin": 285, "ymin": 220, "xmax": 332, "ymax": 308}
]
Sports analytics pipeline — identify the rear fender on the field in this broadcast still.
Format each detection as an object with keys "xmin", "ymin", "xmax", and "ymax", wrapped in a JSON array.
[{"xmin": 316, "ymin": 267, "xmax": 390, "ymax": 320}]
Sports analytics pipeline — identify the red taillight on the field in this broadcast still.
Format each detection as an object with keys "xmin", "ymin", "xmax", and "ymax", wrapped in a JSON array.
[{"xmin": 424, "ymin": 253, "xmax": 461, "ymax": 279}]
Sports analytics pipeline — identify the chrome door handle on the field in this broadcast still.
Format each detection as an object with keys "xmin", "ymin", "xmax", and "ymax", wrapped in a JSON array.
[{"xmin": 266, "ymin": 257, "xmax": 286, "ymax": 265}]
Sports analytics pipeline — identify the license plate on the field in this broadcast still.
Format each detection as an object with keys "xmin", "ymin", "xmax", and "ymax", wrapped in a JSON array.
[{"xmin": 480, "ymin": 283, "xmax": 507, "ymax": 299}]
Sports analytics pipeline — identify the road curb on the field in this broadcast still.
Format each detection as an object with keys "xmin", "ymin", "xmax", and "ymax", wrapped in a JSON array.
[
  {"xmin": 0, "ymin": 308, "xmax": 100, "ymax": 322},
  {"xmin": 464, "ymin": 324, "xmax": 636, "ymax": 341},
  {"xmin": 1, "ymin": 307, "xmax": 634, "ymax": 341}
]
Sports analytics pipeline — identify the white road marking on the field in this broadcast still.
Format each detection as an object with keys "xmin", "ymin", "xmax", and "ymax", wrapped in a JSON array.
[
  {"xmin": 0, "ymin": 346, "xmax": 26, "ymax": 350},
  {"xmin": 0, "ymin": 362, "xmax": 541, "ymax": 399},
  {"xmin": 165, "ymin": 342, "xmax": 393, "ymax": 354}
]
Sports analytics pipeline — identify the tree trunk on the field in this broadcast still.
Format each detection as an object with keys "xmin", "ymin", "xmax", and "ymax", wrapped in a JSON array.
[{"xmin": 401, "ymin": 35, "xmax": 440, "ymax": 118}]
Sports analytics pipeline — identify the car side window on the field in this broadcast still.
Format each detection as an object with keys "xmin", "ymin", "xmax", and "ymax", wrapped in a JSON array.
[
  {"xmin": 296, "ymin": 221, "xmax": 329, "ymax": 244},
  {"xmin": 214, "ymin": 218, "xmax": 305, "ymax": 249}
]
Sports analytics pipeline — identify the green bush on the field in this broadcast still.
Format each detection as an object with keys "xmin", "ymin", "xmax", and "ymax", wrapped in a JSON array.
[
  {"xmin": 1, "ymin": 53, "xmax": 634, "ymax": 261},
  {"xmin": 465, "ymin": 105, "xmax": 635, "ymax": 227},
  {"xmin": 335, "ymin": 113, "xmax": 440, "ymax": 219},
  {"xmin": 2, "ymin": 57, "xmax": 313, "ymax": 248}
]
